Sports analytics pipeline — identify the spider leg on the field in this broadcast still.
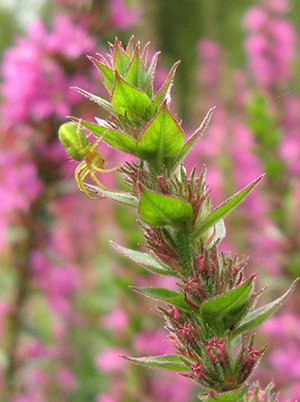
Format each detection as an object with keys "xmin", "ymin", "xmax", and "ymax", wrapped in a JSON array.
[
  {"xmin": 75, "ymin": 162, "xmax": 89, "ymax": 192},
  {"xmin": 90, "ymin": 170, "xmax": 109, "ymax": 191},
  {"xmin": 93, "ymin": 164, "xmax": 122, "ymax": 173}
]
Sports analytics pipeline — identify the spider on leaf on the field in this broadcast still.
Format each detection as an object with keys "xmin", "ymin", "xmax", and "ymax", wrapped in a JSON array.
[{"xmin": 59, "ymin": 121, "xmax": 121, "ymax": 197}]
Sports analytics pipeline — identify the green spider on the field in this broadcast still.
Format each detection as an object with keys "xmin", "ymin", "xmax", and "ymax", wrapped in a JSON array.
[{"xmin": 59, "ymin": 121, "xmax": 120, "ymax": 197}]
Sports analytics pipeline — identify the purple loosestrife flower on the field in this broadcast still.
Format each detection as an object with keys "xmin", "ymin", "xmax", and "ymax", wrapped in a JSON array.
[
  {"xmin": 1, "ymin": 15, "xmax": 96, "ymax": 125},
  {"xmin": 108, "ymin": 0, "xmax": 142, "ymax": 30},
  {"xmin": 261, "ymin": 313, "xmax": 300, "ymax": 401},
  {"xmin": 0, "ymin": 148, "xmax": 43, "ymax": 252},
  {"xmin": 244, "ymin": 0, "xmax": 296, "ymax": 92},
  {"xmin": 0, "ymin": 13, "xmax": 128, "ymax": 402}
]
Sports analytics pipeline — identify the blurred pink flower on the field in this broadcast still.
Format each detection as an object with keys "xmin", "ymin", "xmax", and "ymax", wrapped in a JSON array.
[
  {"xmin": 266, "ymin": 0, "xmax": 289, "ymax": 13},
  {"xmin": 152, "ymin": 372, "xmax": 192, "ymax": 402},
  {"xmin": 0, "ymin": 149, "xmax": 43, "ymax": 251},
  {"xmin": 96, "ymin": 394, "xmax": 116, "ymax": 402},
  {"xmin": 108, "ymin": 0, "xmax": 142, "ymax": 30},
  {"xmin": 133, "ymin": 328, "xmax": 174, "ymax": 356},
  {"xmin": 1, "ymin": 15, "xmax": 96, "ymax": 125},
  {"xmin": 243, "ymin": 6, "xmax": 268, "ymax": 30},
  {"xmin": 56, "ymin": 366, "xmax": 77, "ymax": 391},
  {"xmin": 102, "ymin": 308, "xmax": 128, "ymax": 333},
  {"xmin": 95, "ymin": 348, "xmax": 127, "ymax": 372},
  {"xmin": 198, "ymin": 39, "xmax": 223, "ymax": 88},
  {"xmin": 244, "ymin": 2, "xmax": 296, "ymax": 91},
  {"xmin": 29, "ymin": 249, "xmax": 81, "ymax": 318}
]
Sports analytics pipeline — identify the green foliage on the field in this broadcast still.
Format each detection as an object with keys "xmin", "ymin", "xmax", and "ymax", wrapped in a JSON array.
[
  {"xmin": 74, "ymin": 118, "xmax": 137, "ymax": 154},
  {"xmin": 231, "ymin": 279, "xmax": 298, "ymax": 337},
  {"xmin": 192, "ymin": 175, "xmax": 264, "ymax": 239},
  {"xmin": 198, "ymin": 388, "xmax": 249, "ymax": 402},
  {"xmin": 111, "ymin": 242, "xmax": 175, "ymax": 275},
  {"xmin": 200, "ymin": 276, "xmax": 255, "ymax": 337},
  {"xmin": 59, "ymin": 37, "xmax": 296, "ymax": 400},
  {"xmin": 136, "ymin": 100, "xmax": 184, "ymax": 163},
  {"xmin": 122, "ymin": 354, "xmax": 188, "ymax": 371},
  {"xmin": 138, "ymin": 185, "xmax": 193, "ymax": 227},
  {"xmin": 111, "ymin": 71, "xmax": 151, "ymax": 120}
]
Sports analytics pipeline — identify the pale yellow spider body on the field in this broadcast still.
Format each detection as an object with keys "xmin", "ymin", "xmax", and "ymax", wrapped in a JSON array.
[{"xmin": 59, "ymin": 122, "xmax": 120, "ymax": 197}]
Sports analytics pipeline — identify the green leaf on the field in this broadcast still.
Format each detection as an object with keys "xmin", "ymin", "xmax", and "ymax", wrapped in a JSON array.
[
  {"xmin": 132, "ymin": 287, "xmax": 180, "ymax": 300},
  {"xmin": 149, "ymin": 61, "xmax": 180, "ymax": 115},
  {"xmin": 72, "ymin": 87, "xmax": 115, "ymax": 114},
  {"xmin": 111, "ymin": 71, "xmax": 150, "ymax": 120},
  {"xmin": 198, "ymin": 388, "xmax": 249, "ymax": 402},
  {"xmin": 89, "ymin": 56, "xmax": 115, "ymax": 93},
  {"xmin": 121, "ymin": 354, "xmax": 188, "ymax": 371},
  {"xmin": 232, "ymin": 279, "xmax": 298, "ymax": 337},
  {"xmin": 73, "ymin": 119, "xmax": 137, "ymax": 155},
  {"xmin": 193, "ymin": 175, "xmax": 264, "ymax": 239},
  {"xmin": 84, "ymin": 184, "xmax": 138, "ymax": 207},
  {"xmin": 136, "ymin": 100, "xmax": 184, "ymax": 162},
  {"xmin": 133, "ymin": 284, "xmax": 198, "ymax": 312},
  {"xmin": 200, "ymin": 276, "xmax": 255, "ymax": 337},
  {"xmin": 173, "ymin": 107, "xmax": 215, "ymax": 171},
  {"xmin": 164, "ymin": 295, "xmax": 199, "ymax": 312},
  {"xmin": 138, "ymin": 185, "xmax": 193, "ymax": 227},
  {"xmin": 110, "ymin": 242, "xmax": 175, "ymax": 276},
  {"xmin": 124, "ymin": 45, "xmax": 141, "ymax": 88},
  {"xmin": 112, "ymin": 39, "xmax": 131, "ymax": 76}
]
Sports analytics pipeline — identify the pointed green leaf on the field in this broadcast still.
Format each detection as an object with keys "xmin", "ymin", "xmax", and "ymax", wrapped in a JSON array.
[
  {"xmin": 136, "ymin": 100, "xmax": 184, "ymax": 162},
  {"xmin": 89, "ymin": 57, "xmax": 115, "ymax": 93},
  {"xmin": 139, "ymin": 185, "xmax": 193, "ymax": 227},
  {"xmin": 125, "ymin": 35, "xmax": 135, "ymax": 58},
  {"xmin": 146, "ymin": 50, "xmax": 160, "ymax": 97},
  {"xmin": 110, "ymin": 242, "xmax": 175, "ymax": 276},
  {"xmin": 122, "ymin": 354, "xmax": 187, "ymax": 371},
  {"xmin": 193, "ymin": 175, "xmax": 264, "ymax": 239},
  {"xmin": 198, "ymin": 388, "xmax": 249, "ymax": 402},
  {"xmin": 133, "ymin": 284, "xmax": 198, "ymax": 312},
  {"xmin": 232, "ymin": 279, "xmax": 298, "ymax": 337},
  {"xmin": 174, "ymin": 107, "xmax": 215, "ymax": 170},
  {"xmin": 124, "ymin": 45, "xmax": 141, "ymax": 88},
  {"xmin": 200, "ymin": 276, "xmax": 255, "ymax": 336},
  {"xmin": 132, "ymin": 287, "xmax": 180, "ymax": 300},
  {"xmin": 164, "ymin": 295, "xmax": 199, "ymax": 312},
  {"xmin": 73, "ymin": 87, "xmax": 115, "ymax": 114},
  {"xmin": 73, "ymin": 119, "xmax": 137, "ymax": 154},
  {"xmin": 111, "ymin": 71, "xmax": 150, "ymax": 120},
  {"xmin": 113, "ymin": 39, "xmax": 131, "ymax": 76},
  {"xmin": 84, "ymin": 184, "xmax": 138, "ymax": 207},
  {"xmin": 149, "ymin": 61, "xmax": 180, "ymax": 114}
]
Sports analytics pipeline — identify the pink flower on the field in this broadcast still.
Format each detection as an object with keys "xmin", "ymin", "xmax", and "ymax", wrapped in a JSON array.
[
  {"xmin": 0, "ymin": 149, "xmax": 43, "ymax": 251},
  {"xmin": 96, "ymin": 394, "xmax": 116, "ymax": 402},
  {"xmin": 95, "ymin": 348, "xmax": 127, "ymax": 372},
  {"xmin": 1, "ymin": 15, "xmax": 96, "ymax": 125},
  {"xmin": 244, "ymin": 2, "xmax": 296, "ymax": 91},
  {"xmin": 152, "ymin": 372, "xmax": 192, "ymax": 402},
  {"xmin": 102, "ymin": 308, "xmax": 128, "ymax": 333},
  {"xmin": 133, "ymin": 329, "xmax": 174, "ymax": 356},
  {"xmin": 108, "ymin": 0, "xmax": 142, "ymax": 30},
  {"xmin": 198, "ymin": 39, "xmax": 223, "ymax": 88},
  {"xmin": 266, "ymin": 0, "xmax": 289, "ymax": 13},
  {"xmin": 243, "ymin": 7, "xmax": 268, "ymax": 30},
  {"xmin": 56, "ymin": 366, "xmax": 77, "ymax": 391}
]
